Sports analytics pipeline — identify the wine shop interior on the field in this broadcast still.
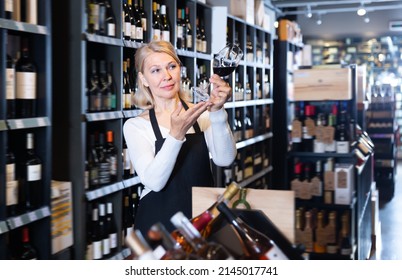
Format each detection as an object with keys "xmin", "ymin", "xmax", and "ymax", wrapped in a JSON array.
[{"xmin": 1, "ymin": 0, "xmax": 402, "ymax": 260}]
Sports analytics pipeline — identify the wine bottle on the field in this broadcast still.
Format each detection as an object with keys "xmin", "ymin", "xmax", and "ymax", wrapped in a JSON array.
[
  {"xmin": 88, "ymin": 134, "xmax": 99, "ymax": 189},
  {"xmin": 98, "ymin": 203, "xmax": 111, "ymax": 258},
  {"xmin": 160, "ymin": 4, "xmax": 170, "ymax": 42},
  {"xmin": 99, "ymin": 60, "xmax": 111, "ymax": 111},
  {"xmin": 98, "ymin": 0, "xmax": 106, "ymax": 35},
  {"xmin": 17, "ymin": 227, "xmax": 38, "ymax": 260},
  {"xmin": 108, "ymin": 62, "xmax": 117, "ymax": 111},
  {"xmin": 16, "ymin": 37, "xmax": 37, "ymax": 118},
  {"xmin": 171, "ymin": 181, "xmax": 241, "ymax": 249},
  {"xmin": 5, "ymin": 0, "xmax": 13, "ymax": 19},
  {"xmin": 151, "ymin": 1, "xmax": 161, "ymax": 41},
  {"xmin": 105, "ymin": 0, "xmax": 116, "ymax": 37},
  {"xmin": 138, "ymin": 0, "xmax": 147, "ymax": 42},
  {"xmin": 18, "ymin": 132, "xmax": 42, "ymax": 211},
  {"xmin": 216, "ymin": 202, "xmax": 289, "ymax": 260},
  {"xmin": 176, "ymin": 8, "xmax": 184, "ymax": 49},
  {"xmin": 90, "ymin": 206, "xmax": 103, "ymax": 260},
  {"xmin": 311, "ymin": 160, "xmax": 323, "ymax": 203},
  {"xmin": 95, "ymin": 132, "xmax": 111, "ymax": 186},
  {"xmin": 13, "ymin": 0, "xmax": 21, "ymax": 21},
  {"xmin": 291, "ymin": 103, "xmax": 303, "ymax": 152},
  {"xmin": 105, "ymin": 130, "xmax": 117, "ymax": 183},
  {"xmin": 123, "ymin": 0, "xmax": 131, "ymax": 41},
  {"xmin": 122, "ymin": 194, "xmax": 134, "ymax": 246},
  {"xmin": 106, "ymin": 202, "xmax": 118, "ymax": 256},
  {"xmin": 6, "ymin": 53, "xmax": 16, "ymax": 119},
  {"xmin": 122, "ymin": 138, "xmax": 131, "ymax": 179},
  {"xmin": 302, "ymin": 105, "xmax": 315, "ymax": 152},
  {"xmin": 6, "ymin": 147, "xmax": 18, "ymax": 217},
  {"xmin": 88, "ymin": 0, "xmax": 100, "ymax": 34},
  {"xmin": 126, "ymin": 229, "xmax": 156, "ymax": 260},
  {"xmin": 170, "ymin": 211, "xmax": 234, "ymax": 260},
  {"xmin": 147, "ymin": 222, "xmax": 201, "ymax": 260},
  {"xmin": 122, "ymin": 60, "xmax": 132, "ymax": 110},
  {"xmin": 25, "ymin": 0, "xmax": 37, "ymax": 25},
  {"xmin": 127, "ymin": 0, "xmax": 136, "ymax": 41},
  {"xmin": 313, "ymin": 211, "xmax": 326, "ymax": 253},
  {"xmin": 132, "ymin": 0, "xmax": 143, "ymax": 42},
  {"xmin": 88, "ymin": 59, "xmax": 101, "ymax": 112},
  {"xmin": 339, "ymin": 211, "xmax": 352, "ymax": 256},
  {"xmin": 185, "ymin": 6, "xmax": 192, "ymax": 50}
]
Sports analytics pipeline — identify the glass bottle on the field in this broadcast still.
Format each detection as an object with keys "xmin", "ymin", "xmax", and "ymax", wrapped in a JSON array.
[
  {"xmin": 106, "ymin": 202, "xmax": 118, "ymax": 256},
  {"xmin": 216, "ymin": 202, "xmax": 288, "ymax": 260},
  {"xmin": 6, "ymin": 146, "xmax": 18, "ymax": 217},
  {"xmin": 232, "ymin": 188, "xmax": 251, "ymax": 210},
  {"xmin": 105, "ymin": 130, "xmax": 117, "ymax": 183},
  {"xmin": 17, "ymin": 227, "xmax": 38, "ymax": 260},
  {"xmin": 160, "ymin": 4, "xmax": 170, "ymax": 42},
  {"xmin": 147, "ymin": 222, "xmax": 201, "ymax": 260},
  {"xmin": 88, "ymin": 59, "xmax": 101, "ymax": 112},
  {"xmin": 125, "ymin": 229, "xmax": 156, "ymax": 260},
  {"xmin": 339, "ymin": 211, "xmax": 352, "ymax": 256},
  {"xmin": 105, "ymin": 0, "xmax": 116, "ymax": 37},
  {"xmin": 6, "ymin": 53, "xmax": 16, "ymax": 119},
  {"xmin": 170, "ymin": 211, "xmax": 234, "ymax": 260},
  {"xmin": 185, "ymin": 6, "xmax": 192, "ymax": 50},
  {"xmin": 99, "ymin": 60, "xmax": 111, "ymax": 111}
]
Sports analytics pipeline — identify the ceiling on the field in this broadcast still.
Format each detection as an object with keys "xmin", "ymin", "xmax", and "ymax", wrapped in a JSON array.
[{"xmin": 269, "ymin": 0, "xmax": 402, "ymax": 17}]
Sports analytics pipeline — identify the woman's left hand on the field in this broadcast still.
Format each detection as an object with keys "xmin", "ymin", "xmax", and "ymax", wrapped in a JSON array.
[{"xmin": 208, "ymin": 74, "xmax": 232, "ymax": 112}]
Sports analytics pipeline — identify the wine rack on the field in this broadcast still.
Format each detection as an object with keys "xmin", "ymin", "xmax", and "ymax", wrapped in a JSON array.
[
  {"xmin": 271, "ymin": 46, "xmax": 374, "ymax": 260},
  {"xmin": 0, "ymin": 1, "xmax": 52, "ymax": 259},
  {"xmin": 50, "ymin": 0, "xmax": 275, "ymax": 259}
]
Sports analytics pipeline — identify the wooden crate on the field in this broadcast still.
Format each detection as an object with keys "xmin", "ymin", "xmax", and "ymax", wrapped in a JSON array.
[{"xmin": 293, "ymin": 67, "xmax": 352, "ymax": 101}]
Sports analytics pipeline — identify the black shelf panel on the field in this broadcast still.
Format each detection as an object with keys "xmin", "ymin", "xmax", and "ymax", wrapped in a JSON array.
[{"xmin": 0, "ymin": 18, "xmax": 48, "ymax": 34}]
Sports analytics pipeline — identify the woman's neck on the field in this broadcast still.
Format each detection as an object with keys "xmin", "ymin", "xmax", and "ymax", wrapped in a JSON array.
[{"xmin": 154, "ymin": 96, "xmax": 181, "ymax": 114}]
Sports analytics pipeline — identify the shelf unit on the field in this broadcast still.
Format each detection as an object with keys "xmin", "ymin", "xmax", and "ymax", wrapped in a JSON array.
[
  {"xmin": 0, "ymin": 2, "xmax": 52, "ymax": 259},
  {"xmin": 52, "ymin": 0, "xmax": 274, "ymax": 260},
  {"xmin": 271, "ymin": 46, "xmax": 373, "ymax": 259},
  {"xmin": 366, "ymin": 84, "xmax": 397, "ymax": 202}
]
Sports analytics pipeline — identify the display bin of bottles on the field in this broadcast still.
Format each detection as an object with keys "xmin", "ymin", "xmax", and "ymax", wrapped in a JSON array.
[
  {"xmin": 51, "ymin": 0, "xmax": 275, "ymax": 259},
  {"xmin": 1, "ymin": 1, "xmax": 52, "ymax": 259}
]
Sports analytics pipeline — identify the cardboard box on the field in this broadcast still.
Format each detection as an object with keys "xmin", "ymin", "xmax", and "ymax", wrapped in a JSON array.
[
  {"xmin": 255, "ymin": 0, "xmax": 265, "ymax": 27},
  {"xmin": 51, "ymin": 180, "xmax": 74, "ymax": 254},
  {"xmin": 208, "ymin": 0, "xmax": 254, "ymax": 25},
  {"xmin": 334, "ymin": 164, "xmax": 354, "ymax": 205},
  {"xmin": 293, "ymin": 67, "xmax": 352, "ymax": 101}
]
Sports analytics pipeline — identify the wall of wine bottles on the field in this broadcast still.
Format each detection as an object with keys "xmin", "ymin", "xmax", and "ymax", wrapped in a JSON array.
[
  {"xmin": 0, "ymin": 0, "xmax": 52, "ymax": 259},
  {"xmin": 47, "ymin": 0, "xmax": 275, "ymax": 260}
]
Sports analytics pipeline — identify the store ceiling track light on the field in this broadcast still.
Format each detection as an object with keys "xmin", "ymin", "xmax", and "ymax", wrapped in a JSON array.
[{"xmin": 271, "ymin": 0, "xmax": 402, "ymax": 16}]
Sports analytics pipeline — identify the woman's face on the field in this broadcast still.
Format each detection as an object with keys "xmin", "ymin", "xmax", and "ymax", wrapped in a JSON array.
[{"xmin": 141, "ymin": 52, "xmax": 181, "ymax": 101}]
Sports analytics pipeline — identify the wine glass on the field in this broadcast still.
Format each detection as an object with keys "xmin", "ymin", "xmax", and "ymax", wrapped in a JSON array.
[{"xmin": 192, "ymin": 43, "xmax": 243, "ymax": 102}]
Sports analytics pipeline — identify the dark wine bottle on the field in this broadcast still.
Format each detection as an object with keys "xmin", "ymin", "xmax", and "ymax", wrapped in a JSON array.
[
  {"xmin": 98, "ymin": 203, "xmax": 110, "ymax": 258},
  {"xmin": 88, "ymin": 134, "xmax": 99, "ymax": 189},
  {"xmin": 6, "ymin": 53, "xmax": 16, "ymax": 119},
  {"xmin": 5, "ymin": 0, "xmax": 13, "ymax": 19},
  {"xmin": 160, "ymin": 4, "xmax": 170, "ymax": 42},
  {"xmin": 105, "ymin": 0, "xmax": 116, "ymax": 37},
  {"xmin": 138, "ymin": 0, "xmax": 147, "ymax": 42},
  {"xmin": 88, "ymin": 59, "xmax": 101, "ymax": 112},
  {"xmin": 90, "ymin": 206, "xmax": 102, "ymax": 260},
  {"xmin": 123, "ymin": 0, "xmax": 131, "ymax": 40},
  {"xmin": 106, "ymin": 202, "xmax": 118, "ymax": 256},
  {"xmin": 15, "ymin": 37, "xmax": 37, "ymax": 118},
  {"xmin": 99, "ymin": 60, "xmax": 111, "ymax": 111},
  {"xmin": 95, "ymin": 132, "xmax": 111, "ymax": 186},
  {"xmin": 18, "ymin": 227, "xmax": 38, "ymax": 260},
  {"xmin": 217, "ymin": 202, "xmax": 289, "ymax": 260},
  {"xmin": 18, "ymin": 132, "xmax": 42, "ymax": 211},
  {"xmin": 105, "ymin": 130, "xmax": 117, "ymax": 182}
]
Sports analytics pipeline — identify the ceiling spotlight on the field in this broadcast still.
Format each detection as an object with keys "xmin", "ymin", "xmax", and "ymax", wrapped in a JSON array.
[
  {"xmin": 357, "ymin": 4, "xmax": 367, "ymax": 16},
  {"xmin": 364, "ymin": 16, "xmax": 370, "ymax": 23},
  {"xmin": 316, "ymin": 14, "xmax": 322, "ymax": 25},
  {"xmin": 305, "ymin": 5, "xmax": 312, "ymax": 18}
]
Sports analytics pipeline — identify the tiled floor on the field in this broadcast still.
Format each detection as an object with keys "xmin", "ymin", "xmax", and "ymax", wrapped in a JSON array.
[{"xmin": 371, "ymin": 160, "xmax": 402, "ymax": 260}]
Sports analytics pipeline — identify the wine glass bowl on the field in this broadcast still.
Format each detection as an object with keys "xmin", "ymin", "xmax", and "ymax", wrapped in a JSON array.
[{"xmin": 192, "ymin": 43, "xmax": 243, "ymax": 102}]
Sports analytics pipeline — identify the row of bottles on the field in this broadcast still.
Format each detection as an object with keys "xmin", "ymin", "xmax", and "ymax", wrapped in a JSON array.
[
  {"xmin": 87, "ymin": 0, "xmax": 116, "ymax": 37},
  {"xmin": 86, "ymin": 130, "xmax": 118, "ymax": 190},
  {"xmin": 86, "ymin": 58, "xmax": 118, "ymax": 113},
  {"xmin": 5, "ymin": 132, "xmax": 42, "ymax": 217},
  {"xmin": 232, "ymin": 106, "xmax": 270, "ymax": 142},
  {"xmin": 2, "ymin": 0, "xmax": 38, "ymax": 24},
  {"xmin": 6, "ymin": 36, "xmax": 38, "ymax": 119},
  {"xmin": 291, "ymin": 101, "xmax": 354, "ymax": 154},
  {"xmin": 295, "ymin": 208, "xmax": 352, "ymax": 257},
  {"xmin": 125, "ymin": 182, "xmax": 295, "ymax": 260}
]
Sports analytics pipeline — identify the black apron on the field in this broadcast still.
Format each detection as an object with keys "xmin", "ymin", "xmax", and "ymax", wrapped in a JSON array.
[{"xmin": 134, "ymin": 100, "xmax": 214, "ymax": 234}]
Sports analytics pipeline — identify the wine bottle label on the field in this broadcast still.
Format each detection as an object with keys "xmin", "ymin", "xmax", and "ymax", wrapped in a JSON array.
[
  {"xmin": 107, "ymin": 23, "xmax": 115, "ymax": 37},
  {"xmin": 6, "ymin": 68, "xmax": 15, "ymax": 100},
  {"xmin": 108, "ymin": 155, "xmax": 117, "ymax": 176},
  {"xmin": 136, "ymin": 27, "xmax": 144, "ymax": 40},
  {"xmin": 265, "ymin": 246, "xmax": 289, "ymax": 260},
  {"xmin": 89, "ymin": 4, "xmax": 100, "ymax": 31},
  {"xmin": 162, "ymin": 30, "xmax": 170, "ymax": 42},
  {"xmin": 16, "ymin": 72, "xmax": 37, "ymax": 99},
  {"xmin": 6, "ymin": 180, "xmax": 18, "ymax": 206},
  {"xmin": 152, "ymin": 29, "xmax": 161, "ymax": 40},
  {"xmin": 313, "ymin": 139, "xmax": 325, "ymax": 153},
  {"xmin": 86, "ymin": 243, "xmax": 94, "ymax": 260},
  {"xmin": 26, "ymin": 0, "xmax": 38, "ymax": 25},
  {"xmin": 102, "ymin": 238, "xmax": 111, "ymax": 256},
  {"xmin": 124, "ymin": 22, "xmax": 131, "ymax": 38},
  {"xmin": 123, "ymin": 149, "xmax": 131, "ymax": 169},
  {"xmin": 93, "ymin": 240, "xmax": 102, "ymax": 260},
  {"xmin": 6, "ymin": 163, "xmax": 15, "ymax": 181},
  {"xmin": 109, "ymin": 232, "xmax": 118, "ymax": 249},
  {"xmin": 311, "ymin": 177, "xmax": 323, "ymax": 196},
  {"xmin": 187, "ymin": 35, "xmax": 192, "ymax": 49},
  {"xmin": 153, "ymin": 245, "xmax": 166, "ymax": 259},
  {"xmin": 27, "ymin": 164, "xmax": 41, "ymax": 181},
  {"xmin": 141, "ymin": 18, "xmax": 147, "ymax": 31},
  {"xmin": 5, "ymin": 0, "xmax": 13, "ymax": 12},
  {"xmin": 130, "ymin": 25, "xmax": 136, "ymax": 40},
  {"xmin": 336, "ymin": 141, "xmax": 350, "ymax": 154}
]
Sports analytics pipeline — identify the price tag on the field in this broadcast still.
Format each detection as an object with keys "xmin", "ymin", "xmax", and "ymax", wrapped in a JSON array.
[{"xmin": 15, "ymin": 119, "xmax": 24, "ymax": 129}]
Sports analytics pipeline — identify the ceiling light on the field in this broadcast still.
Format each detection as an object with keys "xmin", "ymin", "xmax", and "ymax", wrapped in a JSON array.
[
  {"xmin": 364, "ymin": 16, "xmax": 370, "ymax": 23},
  {"xmin": 357, "ymin": 4, "xmax": 366, "ymax": 16},
  {"xmin": 305, "ymin": 5, "xmax": 312, "ymax": 18},
  {"xmin": 316, "ymin": 14, "xmax": 322, "ymax": 25}
]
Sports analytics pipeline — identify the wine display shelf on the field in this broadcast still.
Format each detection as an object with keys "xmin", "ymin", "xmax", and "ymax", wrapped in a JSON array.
[
  {"xmin": 0, "ymin": 1, "xmax": 52, "ymax": 259},
  {"xmin": 49, "ymin": 0, "xmax": 275, "ymax": 260},
  {"xmin": 271, "ymin": 44, "xmax": 374, "ymax": 260}
]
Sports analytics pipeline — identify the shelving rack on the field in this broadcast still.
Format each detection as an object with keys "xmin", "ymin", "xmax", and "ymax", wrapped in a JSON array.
[
  {"xmin": 51, "ymin": 0, "xmax": 274, "ymax": 260},
  {"xmin": 0, "ymin": 2, "xmax": 52, "ymax": 259}
]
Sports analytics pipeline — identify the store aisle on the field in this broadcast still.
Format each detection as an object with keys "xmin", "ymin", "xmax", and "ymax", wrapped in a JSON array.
[{"xmin": 374, "ymin": 160, "xmax": 402, "ymax": 260}]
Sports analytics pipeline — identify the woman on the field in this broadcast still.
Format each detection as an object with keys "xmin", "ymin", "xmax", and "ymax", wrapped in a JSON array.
[{"xmin": 123, "ymin": 41, "xmax": 236, "ymax": 234}]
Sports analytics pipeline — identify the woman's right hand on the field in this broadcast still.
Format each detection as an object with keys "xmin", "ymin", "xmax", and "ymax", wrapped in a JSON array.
[{"xmin": 169, "ymin": 101, "xmax": 210, "ymax": 140}]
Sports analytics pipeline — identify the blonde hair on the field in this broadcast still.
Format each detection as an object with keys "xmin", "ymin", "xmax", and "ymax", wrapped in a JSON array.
[{"xmin": 133, "ymin": 41, "xmax": 189, "ymax": 109}]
